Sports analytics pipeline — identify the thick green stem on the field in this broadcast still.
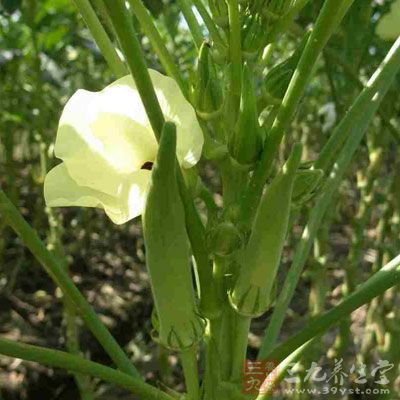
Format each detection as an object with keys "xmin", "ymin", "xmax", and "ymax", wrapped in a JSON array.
[
  {"xmin": 241, "ymin": 0, "xmax": 355, "ymax": 225},
  {"xmin": 202, "ymin": 331, "xmax": 220, "ymax": 400},
  {"xmin": 72, "ymin": 0, "xmax": 127, "ymax": 77},
  {"xmin": 207, "ymin": 257, "xmax": 232, "ymax": 381},
  {"xmin": 0, "ymin": 339, "xmax": 173, "ymax": 400},
  {"xmin": 264, "ymin": 254, "xmax": 400, "ymax": 363},
  {"xmin": 180, "ymin": 349, "xmax": 200, "ymax": 400},
  {"xmin": 230, "ymin": 315, "xmax": 251, "ymax": 383},
  {"xmin": 0, "ymin": 190, "xmax": 139, "ymax": 377},
  {"xmin": 218, "ymin": 305, "xmax": 236, "ymax": 380}
]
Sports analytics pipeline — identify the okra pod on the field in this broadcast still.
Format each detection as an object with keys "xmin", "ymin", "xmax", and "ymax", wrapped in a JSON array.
[
  {"xmin": 143, "ymin": 122, "xmax": 204, "ymax": 350},
  {"xmin": 229, "ymin": 144, "xmax": 303, "ymax": 317},
  {"xmin": 228, "ymin": 63, "xmax": 263, "ymax": 165}
]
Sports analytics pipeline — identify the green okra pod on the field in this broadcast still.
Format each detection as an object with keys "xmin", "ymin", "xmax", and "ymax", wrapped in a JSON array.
[
  {"xmin": 206, "ymin": 221, "xmax": 243, "ymax": 257},
  {"xmin": 195, "ymin": 41, "xmax": 223, "ymax": 115},
  {"xmin": 229, "ymin": 143, "xmax": 303, "ymax": 317},
  {"xmin": 228, "ymin": 63, "xmax": 263, "ymax": 165},
  {"xmin": 143, "ymin": 122, "xmax": 204, "ymax": 350}
]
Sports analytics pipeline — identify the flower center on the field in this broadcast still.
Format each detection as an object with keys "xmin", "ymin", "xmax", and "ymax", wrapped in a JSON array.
[{"xmin": 141, "ymin": 161, "xmax": 154, "ymax": 170}]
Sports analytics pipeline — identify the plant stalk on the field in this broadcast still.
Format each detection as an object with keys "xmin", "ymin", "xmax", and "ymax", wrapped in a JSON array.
[
  {"xmin": 180, "ymin": 349, "xmax": 200, "ymax": 400},
  {"xmin": 127, "ymin": 0, "xmax": 188, "ymax": 97},
  {"xmin": 72, "ymin": 0, "xmax": 127, "ymax": 77}
]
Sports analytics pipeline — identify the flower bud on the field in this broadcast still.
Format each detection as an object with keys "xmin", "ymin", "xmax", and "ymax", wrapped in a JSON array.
[
  {"xmin": 229, "ymin": 144, "xmax": 302, "ymax": 317},
  {"xmin": 207, "ymin": 222, "xmax": 243, "ymax": 257},
  {"xmin": 143, "ymin": 122, "xmax": 204, "ymax": 350},
  {"xmin": 228, "ymin": 64, "xmax": 263, "ymax": 165}
]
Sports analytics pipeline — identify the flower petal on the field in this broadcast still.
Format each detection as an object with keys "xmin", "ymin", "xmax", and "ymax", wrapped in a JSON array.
[
  {"xmin": 44, "ymin": 163, "xmax": 151, "ymax": 224},
  {"xmin": 109, "ymin": 70, "xmax": 204, "ymax": 168},
  {"xmin": 55, "ymin": 88, "xmax": 157, "ymax": 196}
]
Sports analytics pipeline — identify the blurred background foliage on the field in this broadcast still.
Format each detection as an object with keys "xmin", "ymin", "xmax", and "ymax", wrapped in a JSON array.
[{"xmin": 0, "ymin": 0, "xmax": 399, "ymax": 399}]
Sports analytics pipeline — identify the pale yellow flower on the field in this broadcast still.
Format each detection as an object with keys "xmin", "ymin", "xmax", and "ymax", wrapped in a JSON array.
[
  {"xmin": 44, "ymin": 70, "xmax": 203, "ymax": 224},
  {"xmin": 377, "ymin": 0, "xmax": 400, "ymax": 41}
]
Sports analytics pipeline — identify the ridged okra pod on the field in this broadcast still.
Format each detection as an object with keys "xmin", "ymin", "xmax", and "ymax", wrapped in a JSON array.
[
  {"xmin": 229, "ymin": 144, "xmax": 303, "ymax": 317},
  {"xmin": 228, "ymin": 63, "xmax": 263, "ymax": 165},
  {"xmin": 195, "ymin": 42, "xmax": 223, "ymax": 115},
  {"xmin": 143, "ymin": 122, "xmax": 204, "ymax": 350}
]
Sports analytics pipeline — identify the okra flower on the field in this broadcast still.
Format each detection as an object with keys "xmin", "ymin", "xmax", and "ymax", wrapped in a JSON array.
[{"xmin": 44, "ymin": 70, "xmax": 203, "ymax": 224}]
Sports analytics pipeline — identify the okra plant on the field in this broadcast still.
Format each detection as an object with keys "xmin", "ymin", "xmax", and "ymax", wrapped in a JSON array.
[{"xmin": 1, "ymin": 0, "xmax": 400, "ymax": 399}]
